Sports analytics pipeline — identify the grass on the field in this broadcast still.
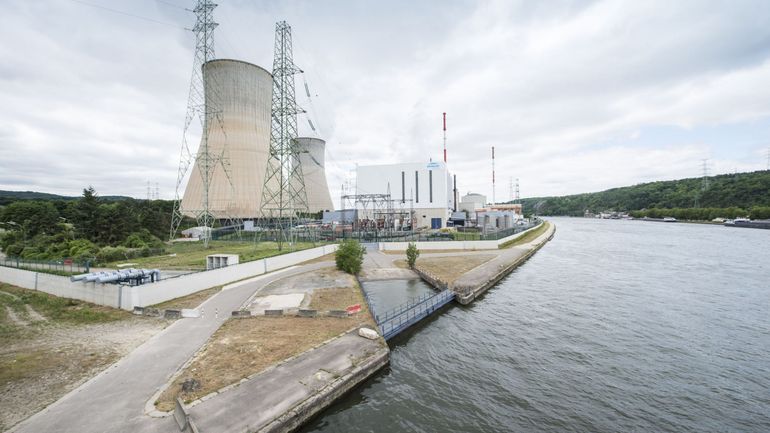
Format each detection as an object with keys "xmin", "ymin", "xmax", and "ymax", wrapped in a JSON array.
[
  {"xmin": 499, "ymin": 221, "xmax": 550, "ymax": 249},
  {"xmin": 155, "ymin": 316, "xmax": 366, "ymax": 410},
  {"xmin": 309, "ymin": 285, "xmax": 366, "ymax": 311},
  {"xmin": 151, "ymin": 286, "xmax": 222, "ymax": 311},
  {"xmin": 414, "ymin": 255, "xmax": 496, "ymax": 285},
  {"xmin": 0, "ymin": 283, "xmax": 128, "ymax": 341},
  {"xmin": 103, "ymin": 240, "xmax": 321, "ymax": 270}
]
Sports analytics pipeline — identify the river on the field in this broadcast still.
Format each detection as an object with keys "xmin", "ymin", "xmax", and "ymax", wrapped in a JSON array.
[{"xmin": 301, "ymin": 217, "xmax": 770, "ymax": 432}]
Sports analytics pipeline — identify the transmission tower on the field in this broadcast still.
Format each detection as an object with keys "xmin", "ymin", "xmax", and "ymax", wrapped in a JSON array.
[
  {"xmin": 169, "ymin": 0, "xmax": 235, "ymax": 247},
  {"xmin": 515, "ymin": 178, "xmax": 520, "ymax": 203},
  {"xmin": 695, "ymin": 158, "xmax": 710, "ymax": 208},
  {"xmin": 259, "ymin": 21, "xmax": 308, "ymax": 251}
]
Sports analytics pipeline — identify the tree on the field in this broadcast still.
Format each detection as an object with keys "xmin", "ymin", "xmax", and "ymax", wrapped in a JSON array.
[
  {"xmin": 335, "ymin": 240, "xmax": 366, "ymax": 275},
  {"xmin": 406, "ymin": 242, "xmax": 420, "ymax": 269},
  {"xmin": 73, "ymin": 186, "xmax": 100, "ymax": 242}
]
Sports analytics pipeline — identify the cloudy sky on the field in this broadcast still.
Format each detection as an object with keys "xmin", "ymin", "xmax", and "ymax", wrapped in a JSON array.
[{"xmin": 2, "ymin": 0, "xmax": 770, "ymax": 206}]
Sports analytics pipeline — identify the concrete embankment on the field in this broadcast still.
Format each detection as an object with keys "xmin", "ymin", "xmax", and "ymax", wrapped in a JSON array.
[
  {"xmin": 187, "ymin": 330, "xmax": 388, "ymax": 433},
  {"xmin": 417, "ymin": 222, "xmax": 556, "ymax": 305}
]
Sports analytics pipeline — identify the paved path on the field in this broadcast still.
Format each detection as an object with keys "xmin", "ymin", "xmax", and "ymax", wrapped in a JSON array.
[
  {"xmin": 360, "ymin": 245, "xmax": 419, "ymax": 281},
  {"xmin": 9, "ymin": 263, "xmax": 330, "ymax": 433}
]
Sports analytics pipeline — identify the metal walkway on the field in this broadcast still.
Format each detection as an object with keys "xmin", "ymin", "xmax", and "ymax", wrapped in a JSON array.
[{"xmin": 374, "ymin": 289, "xmax": 456, "ymax": 340}]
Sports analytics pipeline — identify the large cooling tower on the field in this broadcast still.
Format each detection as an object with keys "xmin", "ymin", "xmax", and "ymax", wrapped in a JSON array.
[
  {"xmin": 296, "ymin": 137, "xmax": 334, "ymax": 212},
  {"xmin": 181, "ymin": 59, "xmax": 272, "ymax": 219}
]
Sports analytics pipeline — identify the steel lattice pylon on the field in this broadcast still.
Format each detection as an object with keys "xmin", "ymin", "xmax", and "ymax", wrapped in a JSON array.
[
  {"xmin": 169, "ymin": 0, "xmax": 238, "ymax": 247},
  {"xmin": 259, "ymin": 21, "xmax": 308, "ymax": 250}
]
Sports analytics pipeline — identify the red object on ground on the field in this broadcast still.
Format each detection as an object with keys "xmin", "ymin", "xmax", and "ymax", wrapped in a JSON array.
[
  {"xmin": 346, "ymin": 304, "xmax": 362, "ymax": 314},
  {"xmin": 63, "ymin": 259, "xmax": 73, "ymax": 265}
]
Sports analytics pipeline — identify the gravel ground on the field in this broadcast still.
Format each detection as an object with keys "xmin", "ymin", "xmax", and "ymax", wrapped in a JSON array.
[{"xmin": 0, "ymin": 317, "xmax": 167, "ymax": 431}]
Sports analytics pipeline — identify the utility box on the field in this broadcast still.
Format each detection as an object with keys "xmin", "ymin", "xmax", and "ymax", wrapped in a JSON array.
[{"xmin": 206, "ymin": 254, "xmax": 239, "ymax": 270}]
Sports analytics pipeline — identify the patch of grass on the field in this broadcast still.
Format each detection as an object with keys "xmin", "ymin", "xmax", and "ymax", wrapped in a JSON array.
[
  {"xmin": 0, "ymin": 283, "xmax": 129, "ymax": 328},
  {"xmin": 151, "ymin": 286, "xmax": 221, "ymax": 311},
  {"xmin": 155, "ymin": 316, "xmax": 365, "ymax": 411},
  {"xmin": 104, "ymin": 241, "xmax": 322, "ymax": 270},
  {"xmin": 499, "ymin": 221, "xmax": 550, "ymax": 249},
  {"xmin": 452, "ymin": 231, "xmax": 481, "ymax": 241}
]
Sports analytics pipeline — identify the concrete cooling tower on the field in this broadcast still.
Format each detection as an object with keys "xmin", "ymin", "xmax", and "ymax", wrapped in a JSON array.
[
  {"xmin": 181, "ymin": 59, "xmax": 272, "ymax": 219},
  {"xmin": 296, "ymin": 137, "xmax": 334, "ymax": 212}
]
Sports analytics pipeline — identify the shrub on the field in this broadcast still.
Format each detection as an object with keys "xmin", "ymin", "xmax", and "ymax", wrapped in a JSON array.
[
  {"xmin": 406, "ymin": 242, "xmax": 420, "ymax": 269},
  {"xmin": 335, "ymin": 240, "xmax": 366, "ymax": 275}
]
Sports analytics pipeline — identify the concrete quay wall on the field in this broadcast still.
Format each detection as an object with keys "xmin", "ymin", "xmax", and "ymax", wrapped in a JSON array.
[
  {"xmin": 454, "ymin": 223, "xmax": 556, "ymax": 305},
  {"xmin": 258, "ymin": 347, "xmax": 389, "ymax": 433}
]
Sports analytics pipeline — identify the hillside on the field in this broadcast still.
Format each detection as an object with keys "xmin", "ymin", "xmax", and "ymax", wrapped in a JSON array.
[
  {"xmin": 519, "ymin": 170, "xmax": 770, "ymax": 216},
  {"xmin": 0, "ymin": 190, "xmax": 132, "ymax": 205}
]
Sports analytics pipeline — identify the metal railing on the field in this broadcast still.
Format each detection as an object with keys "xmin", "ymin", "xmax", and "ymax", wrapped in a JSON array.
[
  {"xmin": 0, "ymin": 257, "xmax": 91, "ymax": 274},
  {"xmin": 376, "ymin": 289, "xmax": 456, "ymax": 340}
]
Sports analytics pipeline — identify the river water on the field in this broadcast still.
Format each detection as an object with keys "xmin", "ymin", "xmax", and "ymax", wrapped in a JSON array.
[{"xmin": 302, "ymin": 218, "xmax": 770, "ymax": 432}]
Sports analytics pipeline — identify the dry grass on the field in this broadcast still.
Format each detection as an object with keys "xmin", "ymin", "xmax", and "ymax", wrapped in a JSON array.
[
  {"xmin": 151, "ymin": 286, "xmax": 221, "ymax": 311},
  {"xmin": 415, "ymin": 255, "xmax": 496, "ymax": 285},
  {"xmin": 392, "ymin": 259, "xmax": 410, "ymax": 269},
  {"xmin": 155, "ymin": 316, "xmax": 363, "ymax": 410},
  {"xmin": 381, "ymin": 249, "xmax": 476, "ymax": 255},
  {"xmin": 309, "ymin": 287, "xmax": 362, "ymax": 311},
  {"xmin": 499, "ymin": 221, "xmax": 551, "ymax": 249}
]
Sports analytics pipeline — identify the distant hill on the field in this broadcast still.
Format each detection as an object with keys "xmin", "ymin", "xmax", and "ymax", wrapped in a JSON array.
[
  {"xmin": 519, "ymin": 170, "xmax": 770, "ymax": 216},
  {"xmin": 0, "ymin": 190, "xmax": 134, "ymax": 205}
]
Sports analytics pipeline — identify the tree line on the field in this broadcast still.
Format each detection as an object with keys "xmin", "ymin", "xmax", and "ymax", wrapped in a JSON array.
[
  {"xmin": 0, "ymin": 187, "xmax": 190, "ymax": 263},
  {"xmin": 519, "ymin": 170, "xmax": 770, "ymax": 219}
]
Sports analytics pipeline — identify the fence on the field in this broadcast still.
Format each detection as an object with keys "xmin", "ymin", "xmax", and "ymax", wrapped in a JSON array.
[
  {"xmin": 211, "ymin": 219, "xmax": 540, "ymax": 244},
  {"xmin": 0, "ymin": 257, "xmax": 90, "ymax": 275},
  {"xmin": 375, "ymin": 289, "xmax": 456, "ymax": 340}
]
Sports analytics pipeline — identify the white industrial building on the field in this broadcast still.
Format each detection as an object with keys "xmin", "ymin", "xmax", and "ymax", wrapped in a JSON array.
[{"xmin": 355, "ymin": 161, "xmax": 456, "ymax": 229}]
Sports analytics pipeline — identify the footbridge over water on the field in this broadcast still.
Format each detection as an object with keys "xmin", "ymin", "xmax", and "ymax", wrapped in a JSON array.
[{"xmin": 370, "ymin": 289, "xmax": 456, "ymax": 340}]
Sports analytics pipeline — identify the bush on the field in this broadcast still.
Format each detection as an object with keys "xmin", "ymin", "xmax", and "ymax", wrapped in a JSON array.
[
  {"xmin": 96, "ymin": 246, "xmax": 130, "ymax": 263},
  {"xmin": 335, "ymin": 240, "xmax": 366, "ymax": 275},
  {"xmin": 406, "ymin": 242, "xmax": 419, "ymax": 269}
]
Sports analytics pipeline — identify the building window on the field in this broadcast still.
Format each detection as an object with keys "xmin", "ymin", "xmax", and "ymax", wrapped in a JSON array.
[
  {"xmin": 429, "ymin": 170, "xmax": 433, "ymax": 203},
  {"xmin": 415, "ymin": 171, "xmax": 419, "ymax": 203},
  {"xmin": 401, "ymin": 171, "xmax": 405, "ymax": 203}
]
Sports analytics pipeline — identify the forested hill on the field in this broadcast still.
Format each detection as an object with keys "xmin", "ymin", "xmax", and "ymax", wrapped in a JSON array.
[
  {"xmin": 0, "ymin": 190, "xmax": 131, "ymax": 205},
  {"xmin": 519, "ymin": 170, "xmax": 770, "ymax": 216}
]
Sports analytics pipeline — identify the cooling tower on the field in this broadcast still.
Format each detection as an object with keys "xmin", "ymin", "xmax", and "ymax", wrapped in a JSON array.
[
  {"xmin": 181, "ymin": 59, "xmax": 272, "ymax": 219},
  {"xmin": 296, "ymin": 137, "xmax": 334, "ymax": 212}
]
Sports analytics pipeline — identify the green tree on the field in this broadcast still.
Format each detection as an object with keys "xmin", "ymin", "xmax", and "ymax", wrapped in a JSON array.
[
  {"xmin": 335, "ymin": 240, "xmax": 366, "ymax": 275},
  {"xmin": 406, "ymin": 242, "xmax": 420, "ymax": 269}
]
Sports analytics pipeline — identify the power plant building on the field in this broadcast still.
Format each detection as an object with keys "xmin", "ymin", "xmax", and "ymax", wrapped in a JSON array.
[{"xmin": 355, "ymin": 161, "xmax": 455, "ymax": 229}]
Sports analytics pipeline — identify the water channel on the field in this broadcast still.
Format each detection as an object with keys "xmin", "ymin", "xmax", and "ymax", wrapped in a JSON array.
[{"xmin": 301, "ymin": 217, "xmax": 770, "ymax": 432}]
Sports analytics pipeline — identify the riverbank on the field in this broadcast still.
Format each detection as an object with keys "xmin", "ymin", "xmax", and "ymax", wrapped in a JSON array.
[{"xmin": 415, "ymin": 222, "xmax": 556, "ymax": 304}]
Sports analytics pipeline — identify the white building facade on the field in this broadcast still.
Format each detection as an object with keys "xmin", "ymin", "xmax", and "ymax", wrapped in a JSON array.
[{"xmin": 355, "ymin": 161, "xmax": 455, "ymax": 229}]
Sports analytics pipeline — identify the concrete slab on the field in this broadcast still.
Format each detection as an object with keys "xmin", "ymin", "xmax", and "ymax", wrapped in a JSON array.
[{"xmin": 247, "ymin": 294, "xmax": 305, "ymax": 314}]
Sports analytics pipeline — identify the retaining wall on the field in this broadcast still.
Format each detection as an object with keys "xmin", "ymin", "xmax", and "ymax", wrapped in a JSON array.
[{"xmin": 0, "ymin": 244, "xmax": 338, "ymax": 311}]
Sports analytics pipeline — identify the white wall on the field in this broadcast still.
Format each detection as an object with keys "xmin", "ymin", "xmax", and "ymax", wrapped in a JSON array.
[
  {"xmin": 356, "ymin": 161, "xmax": 453, "ymax": 210},
  {"xmin": 0, "ymin": 266, "xmax": 122, "ymax": 308},
  {"xmin": 0, "ymin": 244, "xmax": 338, "ymax": 311}
]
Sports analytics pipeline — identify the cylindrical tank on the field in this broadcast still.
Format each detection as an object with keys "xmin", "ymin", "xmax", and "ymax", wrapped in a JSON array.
[
  {"xmin": 181, "ymin": 59, "xmax": 273, "ymax": 219},
  {"xmin": 295, "ymin": 137, "xmax": 334, "ymax": 212}
]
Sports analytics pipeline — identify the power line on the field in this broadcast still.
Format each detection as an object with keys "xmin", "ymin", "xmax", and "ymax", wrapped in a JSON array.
[
  {"xmin": 155, "ymin": 0, "xmax": 189, "ymax": 11},
  {"xmin": 67, "ymin": 0, "xmax": 188, "ymax": 30}
]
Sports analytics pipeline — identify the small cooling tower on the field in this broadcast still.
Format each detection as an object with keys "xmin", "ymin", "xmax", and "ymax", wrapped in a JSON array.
[
  {"xmin": 296, "ymin": 137, "xmax": 334, "ymax": 212},
  {"xmin": 181, "ymin": 59, "xmax": 272, "ymax": 218}
]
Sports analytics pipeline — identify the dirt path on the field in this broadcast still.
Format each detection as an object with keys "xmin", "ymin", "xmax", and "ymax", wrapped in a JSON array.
[
  {"xmin": 24, "ymin": 305, "xmax": 46, "ymax": 322},
  {"xmin": 4, "ymin": 306, "xmax": 29, "ymax": 327}
]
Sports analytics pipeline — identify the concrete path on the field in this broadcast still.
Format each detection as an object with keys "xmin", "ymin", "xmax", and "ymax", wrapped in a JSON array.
[
  {"xmin": 360, "ymin": 245, "xmax": 418, "ymax": 282},
  {"xmin": 8, "ymin": 263, "xmax": 330, "ymax": 433},
  {"xmin": 189, "ymin": 332, "xmax": 386, "ymax": 433}
]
